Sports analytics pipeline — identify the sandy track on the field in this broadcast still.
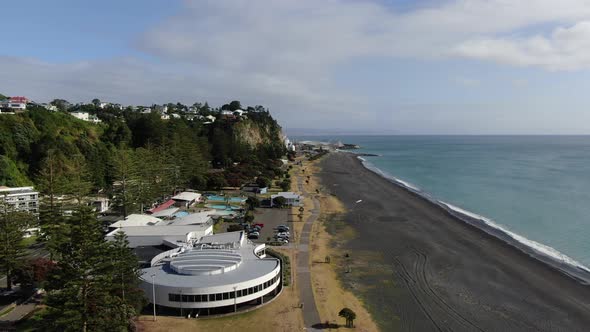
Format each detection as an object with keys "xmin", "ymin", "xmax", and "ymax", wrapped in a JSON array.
[{"xmin": 319, "ymin": 152, "xmax": 590, "ymax": 332}]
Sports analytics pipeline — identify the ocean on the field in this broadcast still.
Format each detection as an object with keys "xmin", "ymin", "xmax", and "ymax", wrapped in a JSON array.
[{"xmin": 293, "ymin": 135, "xmax": 590, "ymax": 272}]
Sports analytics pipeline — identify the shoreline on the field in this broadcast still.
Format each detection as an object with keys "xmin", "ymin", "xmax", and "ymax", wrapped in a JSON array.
[
  {"xmin": 319, "ymin": 152, "xmax": 590, "ymax": 331},
  {"xmin": 353, "ymin": 152, "xmax": 590, "ymax": 285}
]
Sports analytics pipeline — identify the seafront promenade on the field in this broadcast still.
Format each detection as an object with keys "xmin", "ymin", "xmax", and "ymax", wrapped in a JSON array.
[{"xmin": 295, "ymin": 174, "xmax": 322, "ymax": 329}]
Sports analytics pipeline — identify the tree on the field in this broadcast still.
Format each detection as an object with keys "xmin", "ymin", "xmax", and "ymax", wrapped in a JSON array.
[
  {"xmin": 92, "ymin": 98, "xmax": 101, "ymax": 106},
  {"xmin": 244, "ymin": 211, "xmax": 255, "ymax": 223},
  {"xmin": 42, "ymin": 207, "xmax": 140, "ymax": 331},
  {"xmin": 272, "ymin": 196, "xmax": 286, "ymax": 208},
  {"xmin": 229, "ymin": 100, "xmax": 242, "ymax": 111},
  {"xmin": 339, "ymin": 307, "xmax": 357, "ymax": 328},
  {"xmin": 246, "ymin": 196, "xmax": 260, "ymax": 211},
  {"xmin": 110, "ymin": 149, "xmax": 140, "ymax": 218},
  {"xmin": 110, "ymin": 231, "xmax": 146, "ymax": 317},
  {"xmin": 0, "ymin": 204, "xmax": 35, "ymax": 290},
  {"xmin": 280, "ymin": 179, "xmax": 291, "ymax": 191},
  {"xmin": 256, "ymin": 176, "xmax": 270, "ymax": 189}
]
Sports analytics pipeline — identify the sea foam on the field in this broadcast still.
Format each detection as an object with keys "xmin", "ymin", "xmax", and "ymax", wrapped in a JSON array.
[{"xmin": 357, "ymin": 156, "xmax": 590, "ymax": 284}]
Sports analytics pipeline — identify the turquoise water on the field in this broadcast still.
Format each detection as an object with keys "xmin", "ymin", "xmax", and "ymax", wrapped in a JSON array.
[
  {"xmin": 173, "ymin": 211, "xmax": 189, "ymax": 218},
  {"xmin": 206, "ymin": 204, "xmax": 242, "ymax": 210},
  {"xmin": 205, "ymin": 195, "xmax": 246, "ymax": 203},
  {"xmin": 295, "ymin": 135, "xmax": 590, "ymax": 268}
]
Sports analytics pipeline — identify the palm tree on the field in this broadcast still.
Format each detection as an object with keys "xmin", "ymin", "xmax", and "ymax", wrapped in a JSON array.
[{"xmin": 339, "ymin": 307, "xmax": 357, "ymax": 328}]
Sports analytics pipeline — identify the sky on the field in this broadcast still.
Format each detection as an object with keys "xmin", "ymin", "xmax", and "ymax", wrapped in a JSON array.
[{"xmin": 3, "ymin": 0, "xmax": 590, "ymax": 134}]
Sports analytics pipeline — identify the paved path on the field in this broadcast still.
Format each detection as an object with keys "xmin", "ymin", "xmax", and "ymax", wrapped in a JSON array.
[
  {"xmin": 295, "ymin": 176, "xmax": 322, "ymax": 330},
  {"xmin": 0, "ymin": 303, "xmax": 36, "ymax": 323}
]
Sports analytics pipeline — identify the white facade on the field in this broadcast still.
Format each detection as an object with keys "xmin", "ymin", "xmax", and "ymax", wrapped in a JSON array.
[
  {"xmin": 0, "ymin": 101, "xmax": 26, "ymax": 111},
  {"xmin": 140, "ymin": 231, "xmax": 281, "ymax": 310},
  {"xmin": 70, "ymin": 111, "xmax": 101, "ymax": 123},
  {"xmin": 0, "ymin": 186, "xmax": 39, "ymax": 215},
  {"xmin": 106, "ymin": 224, "xmax": 213, "ymax": 248}
]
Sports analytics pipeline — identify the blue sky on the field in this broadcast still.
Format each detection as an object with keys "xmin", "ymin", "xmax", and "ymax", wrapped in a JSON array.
[{"xmin": 2, "ymin": 0, "xmax": 590, "ymax": 134}]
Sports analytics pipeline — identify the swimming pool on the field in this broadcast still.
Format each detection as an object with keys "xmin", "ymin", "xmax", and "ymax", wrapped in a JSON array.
[
  {"xmin": 206, "ymin": 204, "xmax": 242, "ymax": 210},
  {"xmin": 205, "ymin": 195, "xmax": 246, "ymax": 203},
  {"xmin": 173, "ymin": 211, "xmax": 190, "ymax": 218}
]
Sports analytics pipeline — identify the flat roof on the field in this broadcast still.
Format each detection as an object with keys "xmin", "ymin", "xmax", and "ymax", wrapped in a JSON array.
[
  {"xmin": 107, "ymin": 224, "xmax": 212, "ymax": 237},
  {"xmin": 166, "ymin": 212, "xmax": 212, "ymax": 225},
  {"xmin": 172, "ymin": 192, "xmax": 201, "ymax": 202},
  {"xmin": 141, "ymin": 232, "xmax": 278, "ymax": 288},
  {"xmin": 273, "ymin": 192, "xmax": 301, "ymax": 199},
  {"xmin": 110, "ymin": 214, "xmax": 164, "ymax": 227}
]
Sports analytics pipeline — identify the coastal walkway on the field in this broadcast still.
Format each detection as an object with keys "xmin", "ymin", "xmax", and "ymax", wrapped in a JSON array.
[{"xmin": 295, "ymin": 175, "xmax": 322, "ymax": 330}]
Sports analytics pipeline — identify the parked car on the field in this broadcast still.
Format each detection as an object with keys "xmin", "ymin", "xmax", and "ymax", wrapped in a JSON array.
[
  {"xmin": 252, "ymin": 225, "xmax": 262, "ymax": 232},
  {"xmin": 277, "ymin": 231, "xmax": 290, "ymax": 237},
  {"xmin": 249, "ymin": 231, "xmax": 260, "ymax": 237},
  {"xmin": 254, "ymin": 223, "xmax": 265, "ymax": 228},
  {"xmin": 248, "ymin": 233, "xmax": 259, "ymax": 239},
  {"xmin": 277, "ymin": 225, "xmax": 290, "ymax": 230}
]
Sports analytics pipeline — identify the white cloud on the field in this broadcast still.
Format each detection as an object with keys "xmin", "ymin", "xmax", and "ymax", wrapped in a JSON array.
[
  {"xmin": 5, "ymin": 0, "xmax": 590, "ymax": 131},
  {"xmin": 452, "ymin": 21, "xmax": 590, "ymax": 70}
]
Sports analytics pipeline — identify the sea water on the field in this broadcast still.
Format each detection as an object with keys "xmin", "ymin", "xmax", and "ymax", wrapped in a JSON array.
[{"xmin": 294, "ymin": 135, "xmax": 590, "ymax": 270}]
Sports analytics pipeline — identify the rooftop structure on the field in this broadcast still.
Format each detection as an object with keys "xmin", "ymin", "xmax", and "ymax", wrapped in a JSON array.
[
  {"xmin": 140, "ymin": 231, "xmax": 280, "ymax": 311},
  {"xmin": 172, "ymin": 192, "xmax": 201, "ymax": 208}
]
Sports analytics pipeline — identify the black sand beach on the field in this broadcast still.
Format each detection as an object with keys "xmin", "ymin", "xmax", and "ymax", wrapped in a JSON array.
[{"xmin": 319, "ymin": 152, "xmax": 590, "ymax": 332}]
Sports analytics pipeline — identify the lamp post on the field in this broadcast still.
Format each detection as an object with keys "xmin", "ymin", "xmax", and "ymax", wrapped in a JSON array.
[
  {"xmin": 233, "ymin": 286, "xmax": 237, "ymax": 312},
  {"xmin": 151, "ymin": 274, "xmax": 157, "ymax": 321}
]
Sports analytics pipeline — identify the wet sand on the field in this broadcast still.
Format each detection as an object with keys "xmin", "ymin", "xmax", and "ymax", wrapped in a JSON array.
[{"xmin": 319, "ymin": 152, "xmax": 590, "ymax": 332}]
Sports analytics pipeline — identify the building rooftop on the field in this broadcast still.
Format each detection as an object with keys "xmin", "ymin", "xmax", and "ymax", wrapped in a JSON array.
[
  {"xmin": 110, "ymin": 214, "xmax": 164, "ymax": 227},
  {"xmin": 107, "ymin": 224, "xmax": 212, "ymax": 237},
  {"xmin": 172, "ymin": 192, "xmax": 201, "ymax": 202},
  {"xmin": 151, "ymin": 208, "xmax": 180, "ymax": 218},
  {"xmin": 140, "ymin": 231, "xmax": 278, "ymax": 288},
  {"xmin": 167, "ymin": 211, "xmax": 213, "ymax": 225},
  {"xmin": 273, "ymin": 192, "xmax": 301, "ymax": 199}
]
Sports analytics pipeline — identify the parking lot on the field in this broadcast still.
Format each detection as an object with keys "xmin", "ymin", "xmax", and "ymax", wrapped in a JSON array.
[{"xmin": 249, "ymin": 207, "xmax": 292, "ymax": 243}]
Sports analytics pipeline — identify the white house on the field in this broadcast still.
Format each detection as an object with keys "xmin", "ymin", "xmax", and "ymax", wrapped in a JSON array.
[
  {"xmin": 271, "ymin": 192, "xmax": 301, "ymax": 207},
  {"xmin": 140, "ymin": 231, "xmax": 280, "ymax": 313},
  {"xmin": 0, "ymin": 186, "xmax": 39, "ymax": 215},
  {"xmin": 70, "ymin": 111, "xmax": 101, "ymax": 123},
  {"xmin": 204, "ymin": 115, "xmax": 216, "ymax": 124},
  {"xmin": 41, "ymin": 103, "xmax": 58, "ymax": 112},
  {"xmin": 161, "ymin": 113, "xmax": 170, "ymax": 120},
  {"xmin": 0, "ymin": 96, "xmax": 28, "ymax": 112}
]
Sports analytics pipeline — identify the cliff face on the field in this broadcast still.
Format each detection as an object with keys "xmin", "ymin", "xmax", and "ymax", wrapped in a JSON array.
[
  {"xmin": 234, "ymin": 119, "xmax": 283, "ymax": 148},
  {"xmin": 233, "ymin": 118, "xmax": 283, "ymax": 148}
]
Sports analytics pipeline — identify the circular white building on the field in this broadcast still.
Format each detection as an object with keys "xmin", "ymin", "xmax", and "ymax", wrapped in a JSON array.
[{"xmin": 140, "ymin": 231, "xmax": 281, "ymax": 314}]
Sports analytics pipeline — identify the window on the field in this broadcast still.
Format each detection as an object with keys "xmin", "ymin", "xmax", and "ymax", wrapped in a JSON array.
[
  {"xmin": 254, "ymin": 285, "xmax": 258, "ymax": 292},
  {"xmin": 201, "ymin": 295, "xmax": 208, "ymax": 302},
  {"xmin": 230, "ymin": 292, "xmax": 235, "ymax": 299},
  {"xmin": 209, "ymin": 294, "xmax": 215, "ymax": 301},
  {"xmin": 169, "ymin": 293, "xmax": 181, "ymax": 302},
  {"xmin": 216, "ymin": 293, "xmax": 222, "ymax": 301},
  {"xmin": 248, "ymin": 287, "xmax": 253, "ymax": 295},
  {"xmin": 223, "ymin": 292, "xmax": 229, "ymax": 300}
]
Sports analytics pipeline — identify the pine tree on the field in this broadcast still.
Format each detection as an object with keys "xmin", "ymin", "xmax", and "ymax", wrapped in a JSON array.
[
  {"xmin": 111, "ymin": 148, "xmax": 140, "ymax": 217},
  {"xmin": 0, "ymin": 203, "xmax": 35, "ymax": 290},
  {"xmin": 42, "ymin": 207, "xmax": 135, "ymax": 331}
]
